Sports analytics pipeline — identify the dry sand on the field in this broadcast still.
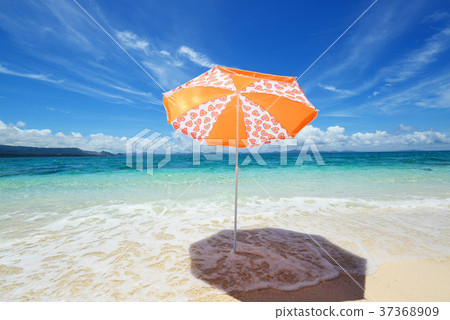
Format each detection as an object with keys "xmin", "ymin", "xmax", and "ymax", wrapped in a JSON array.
[
  {"xmin": 192, "ymin": 257, "xmax": 450, "ymax": 302},
  {"xmin": 361, "ymin": 256, "xmax": 450, "ymax": 302}
]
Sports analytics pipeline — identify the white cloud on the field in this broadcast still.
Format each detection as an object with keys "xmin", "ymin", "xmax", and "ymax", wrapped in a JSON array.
[
  {"xmin": 46, "ymin": 106, "xmax": 70, "ymax": 114},
  {"xmin": 318, "ymin": 84, "xmax": 355, "ymax": 95},
  {"xmin": 413, "ymin": 80, "xmax": 450, "ymax": 109},
  {"xmin": 178, "ymin": 46, "xmax": 215, "ymax": 68},
  {"xmin": 109, "ymin": 84, "xmax": 150, "ymax": 97},
  {"xmin": 108, "ymin": 84, "xmax": 162, "ymax": 106},
  {"xmin": 16, "ymin": 121, "xmax": 26, "ymax": 127},
  {"xmin": 0, "ymin": 0, "xmax": 95, "ymax": 53},
  {"xmin": 364, "ymin": 74, "xmax": 450, "ymax": 112},
  {"xmin": 1, "ymin": 120, "xmax": 449, "ymax": 153},
  {"xmin": 141, "ymin": 60, "xmax": 190, "ymax": 89},
  {"xmin": 116, "ymin": 31, "xmax": 150, "ymax": 54},
  {"xmin": 158, "ymin": 50, "xmax": 183, "ymax": 67},
  {"xmin": 142, "ymin": 61, "xmax": 171, "ymax": 87},
  {"xmin": 0, "ymin": 61, "xmax": 161, "ymax": 106},
  {"xmin": 322, "ymin": 111, "xmax": 362, "ymax": 118},
  {"xmin": 398, "ymin": 124, "xmax": 414, "ymax": 133},
  {"xmin": 0, "ymin": 2, "xmax": 215, "ymax": 108},
  {"xmin": 383, "ymin": 27, "xmax": 450, "ymax": 84},
  {"xmin": 115, "ymin": 31, "xmax": 208, "ymax": 70},
  {"xmin": 304, "ymin": 2, "xmax": 447, "ymax": 104},
  {"xmin": 369, "ymin": 90, "xmax": 380, "ymax": 98},
  {"xmin": 308, "ymin": 1, "xmax": 424, "ymax": 84},
  {"xmin": 62, "ymin": 83, "xmax": 133, "ymax": 104},
  {"xmin": 0, "ymin": 120, "xmax": 127, "ymax": 153},
  {"xmin": 422, "ymin": 10, "xmax": 450, "ymax": 23},
  {"xmin": 326, "ymin": 25, "xmax": 450, "ymax": 101},
  {"xmin": 0, "ymin": 64, "xmax": 63, "ymax": 83},
  {"xmin": 294, "ymin": 125, "xmax": 450, "ymax": 151},
  {"xmin": 168, "ymin": 131, "xmax": 200, "ymax": 153},
  {"xmin": 140, "ymin": 44, "xmax": 217, "ymax": 88}
]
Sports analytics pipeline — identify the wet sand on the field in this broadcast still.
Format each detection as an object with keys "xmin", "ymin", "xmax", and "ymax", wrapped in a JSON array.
[{"xmin": 192, "ymin": 257, "xmax": 450, "ymax": 302}]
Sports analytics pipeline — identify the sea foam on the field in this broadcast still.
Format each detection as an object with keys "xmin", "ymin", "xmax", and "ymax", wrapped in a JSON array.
[{"xmin": 0, "ymin": 195, "xmax": 448, "ymax": 301}]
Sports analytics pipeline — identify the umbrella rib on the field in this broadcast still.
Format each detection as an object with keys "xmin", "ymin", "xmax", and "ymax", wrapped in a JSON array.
[
  {"xmin": 75, "ymin": 177, "xmax": 200, "ymax": 301},
  {"xmin": 216, "ymin": 92, "xmax": 314, "ymax": 124},
  {"xmin": 251, "ymin": 177, "xmax": 377, "ymax": 302},
  {"xmin": 211, "ymin": 93, "xmax": 299, "ymax": 144}
]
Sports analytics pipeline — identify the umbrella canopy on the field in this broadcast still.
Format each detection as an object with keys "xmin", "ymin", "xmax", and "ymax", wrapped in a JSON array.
[
  {"xmin": 163, "ymin": 66, "xmax": 317, "ymax": 147},
  {"xmin": 162, "ymin": 66, "xmax": 318, "ymax": 253}
]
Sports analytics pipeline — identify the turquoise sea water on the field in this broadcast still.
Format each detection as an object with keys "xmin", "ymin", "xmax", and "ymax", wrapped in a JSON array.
[{"xmin": 0, "ymin": 151, "xmax": 449, "ymax": 300}]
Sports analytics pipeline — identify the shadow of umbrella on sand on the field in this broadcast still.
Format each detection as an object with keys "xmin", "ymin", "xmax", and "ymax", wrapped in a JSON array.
[{"xmin": 189, "ymin": 228, "xmax": 366, "ymax": 302}]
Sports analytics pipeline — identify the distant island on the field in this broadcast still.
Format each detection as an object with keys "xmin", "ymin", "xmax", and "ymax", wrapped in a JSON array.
[
  {"xmin": 0, "ymin": 145, "xmax": 116, "ymax": 157},
  {"xmin": 1, "ymin": 144, "xmax": 447, "ymax": 158}
]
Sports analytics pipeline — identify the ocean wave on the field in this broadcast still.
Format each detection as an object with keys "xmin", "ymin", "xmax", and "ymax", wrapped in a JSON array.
[{"xmin": 0, "ymin": 195, "xmax": 448, "ymax": 300}]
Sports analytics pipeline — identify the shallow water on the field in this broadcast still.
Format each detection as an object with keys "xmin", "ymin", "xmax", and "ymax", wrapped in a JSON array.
[{"xmin": 0, "ymin": 151, "xmax": 449, "ymax": 300}]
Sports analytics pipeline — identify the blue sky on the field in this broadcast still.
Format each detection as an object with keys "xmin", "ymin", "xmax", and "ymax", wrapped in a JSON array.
[{"xmin": 0, "ymin": 0, "xmax": 449, "ymax": 152}]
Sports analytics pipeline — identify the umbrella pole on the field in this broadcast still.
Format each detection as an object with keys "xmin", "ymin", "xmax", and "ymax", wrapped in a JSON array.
[{"xmin": 233, "ymin": 94, "xmax": 240, "ymax": 254}]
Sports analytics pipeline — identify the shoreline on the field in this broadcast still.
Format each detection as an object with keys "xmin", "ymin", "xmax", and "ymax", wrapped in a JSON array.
[{"xmin": 193, "ymin": 256, "xmax": 450, "ymax": 302}]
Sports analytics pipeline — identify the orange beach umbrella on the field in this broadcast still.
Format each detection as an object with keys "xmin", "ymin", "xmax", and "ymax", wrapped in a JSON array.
[{"xmin": 163, "ymin": 66, "xmax": 318, "ymax": 252}]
